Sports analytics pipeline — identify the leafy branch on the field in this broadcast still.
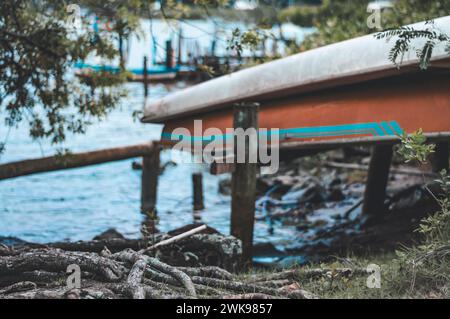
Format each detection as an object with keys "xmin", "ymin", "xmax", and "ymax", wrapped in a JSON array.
[
  {"xmin": 397, "ymin": 129, "xmax": 435, "ymax": 164},
  {"xmin": 376, "ymin": 23, "xmax": 450, "ymax": 69}
]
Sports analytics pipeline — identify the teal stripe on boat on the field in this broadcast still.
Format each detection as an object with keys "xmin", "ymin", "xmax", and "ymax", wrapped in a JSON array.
[
  {"xmin": 161, "ymin": 121, "xmax": 405, "ymax": 142},
  {"xmin": 380, "ymin": 122, "xmax": 395, "ymax": 135},
  {"xmin": 277, "ymin": 122, "xmax": 385, "ymax": 136},
  {"xmin": 389, "ymin": 121, "xmax": 404, "ymax": 135}
]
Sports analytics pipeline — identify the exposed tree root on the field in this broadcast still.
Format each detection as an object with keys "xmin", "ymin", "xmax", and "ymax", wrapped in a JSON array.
[
  {"xmin": 113, "ymin": 249, "xmax": 197, "ymax": 298},
  {"xmin": 223, "ymin": 293, "xmax": 282, "ymax": 299},
  {"xmin": 177, "ymin": 266, "xmax": 234, "ymax": 280},
  {"xmin": 0, "ymin": 281, "xmax": 37, "ymax": 294},
  {"xmin": 126, "ymin": 256, "xmax": 148, "ymax": 299},
  {"xmin": 0, "ymin": 245, "xmax": 324, "ymax": 299},
  {"xmin": 0, "ymin": 249, "xmax": 126, "ymax": 282}
]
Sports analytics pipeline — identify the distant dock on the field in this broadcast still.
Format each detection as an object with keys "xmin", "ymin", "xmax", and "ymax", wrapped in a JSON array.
[{"xmin": 74, "ymin": 62, "xmax": 200, "ymax": 83}]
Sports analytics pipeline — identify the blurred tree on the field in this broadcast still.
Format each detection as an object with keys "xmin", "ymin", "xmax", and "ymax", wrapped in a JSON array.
[
  {"xmin": 0, "ymin": 0, "xmax": 241, "ymax": 154},
  {"xmin": 0, "ymin": 0, "xmax": 144, "ymax": 149},
  {"xmin": 280, "ymin": 0, "xmax": 450, "ymax": 51}
]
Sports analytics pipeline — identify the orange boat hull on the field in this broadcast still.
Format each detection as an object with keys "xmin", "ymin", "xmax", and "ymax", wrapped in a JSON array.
[{"xmin": 160, "ymin": 73, "xmax": 450, "ymax": 147}]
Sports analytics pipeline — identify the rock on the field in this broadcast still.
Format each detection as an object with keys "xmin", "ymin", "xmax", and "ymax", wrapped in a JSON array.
[
  {"xmin": 278, "ymin": 255, "xmax": 308, "ymax": 268},
  {"xmin": 131, "ymin": 161, "xmax": 142, "ymax": 170},
  {"xmin": 282, "ymin": 179, "xmax": 327, "ymax": 204},
  {"xmin": 0, "ymin": 236, "xmax": 30, "ymax": 248},
  {"xmin": 388, "ymin": 182, "xmax": 442, "ymax": 212},
  {"xmin": 273, "ymin": 175, "xmax": 299, "ymax": 187},
  {"xmin": 218, "ymin": 178, "xmax": 231, "ymax": 196},
  {"xmin": 327, "ymin": 187, "xmax": 345, "ymax": 202},
  {"xmin": 93, "ymin": 229, "xmax": 125, "ymax": 241},
  {"xmin": 253, "ymin": 243, "xmax": 285, "ymax": 257},
  {"xmin": 155, "ymin": 233, "xmax": 242, "ymax": 272},
  {"xmin": 167, "ymin": 224, "xmax": 220, "ymax": 236}
]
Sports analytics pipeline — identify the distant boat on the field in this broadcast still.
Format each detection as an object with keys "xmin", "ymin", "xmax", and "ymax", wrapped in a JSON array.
[{"xmin": 74, "ymin": 62, "xmax": 197, "ymax": 83}]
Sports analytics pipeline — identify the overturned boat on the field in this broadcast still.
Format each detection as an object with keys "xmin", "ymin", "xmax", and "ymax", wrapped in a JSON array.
[{"xmin": 142, "ymin": 16, "xmax": 450, "ymax": 149}]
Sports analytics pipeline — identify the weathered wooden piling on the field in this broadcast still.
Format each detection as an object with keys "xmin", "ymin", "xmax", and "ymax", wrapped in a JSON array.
[
  {"xmin": 192, "ymin": 173, "xmax": 205, "ymax": 211},
  {"xmin": 230, "ymin": 102, "xmax": 259, "ymax": 268},
  {"xmin": 432, "ymin": 142, "xmax": 449, "ymax": 173},
  {"xmin": 119, "ymin": 34, "xmax": 125, "ymax": 70},
  {"xmin": 177, "ymin": 29, "xmax": 183, "ymax": 66},
  {"xmin": 166, "ymin": 40, "xmax": 174, "ymax": 69},
  {"xmin": 143, "ymin": 56, "xmax": 149, "ymax": 98},
  {"xmin": 141, "ymin": 144, "xmax": 161, "ymax": 214},
  {"xmin": 362, "ymin": 144, "xmax": 394, "ymax": 217}
]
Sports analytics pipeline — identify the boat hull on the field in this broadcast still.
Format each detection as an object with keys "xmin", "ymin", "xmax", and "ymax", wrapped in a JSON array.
[{"xmin": 160, "ymin": 73, "xmax": 450, "ymax": 148}]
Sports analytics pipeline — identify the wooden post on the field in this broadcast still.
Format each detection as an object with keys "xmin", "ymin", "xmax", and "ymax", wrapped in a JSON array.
[
  {"xmin": 141, "ymin": 144, "xmax": 161, "ymax": 214},
  {"xmin": 432, "ymin": 142, "xmax": 449, "ymax": 173},
  {"xmin": 192, "ymin": 173, "xmax": 205, "ymax": 211},
  {"xmin": 143, "ymin": 56, "xmax": 149, "ymax": 98},
  {"xmin": 166, "ymin": 40, "xmax": 174, "ymax": 69},
  {"xmin": 362, "ymin": 144, "xmax": 394, "ymax": 217},
  {"xmin": 119, "ymin": 33, "xmax": 125, "ymax": 70},
  {"xmin": 177, "ymin": 28, "xmax": 183, "ymax": 66},
  {"xmin": 231, "ymin": 102, "xmax": 259, "ymax": 268}
]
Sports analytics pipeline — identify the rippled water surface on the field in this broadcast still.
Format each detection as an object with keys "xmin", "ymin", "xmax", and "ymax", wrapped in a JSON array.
[{"xmin": 0, "ymin": 82, "xmax": 298, "ymax": 245}]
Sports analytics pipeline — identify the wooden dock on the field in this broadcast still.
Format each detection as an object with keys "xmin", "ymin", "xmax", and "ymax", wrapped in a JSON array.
[
  {"xmin": 142, "ymin": 16, "xmax": 450, "ymax": 265},
  {"xmin": 74, "ymin": 62, "xmax": 201, "ymax": 83}
]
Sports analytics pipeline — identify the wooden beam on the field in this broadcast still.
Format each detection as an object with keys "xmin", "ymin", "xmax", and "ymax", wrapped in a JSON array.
[
  {"xmin": 141, "ymin": 144, "xmax": 161, "ymax": 214},
  {"xmin": 230, "ymin": 102, "xmax": 259, "ymax": 269},
  {"xmin": 210, "ymin": 161, "xmax": 235, "ymax": 176},
  {"xmin": 362, "ymin": 145, "xmax": 394, "ymax": 217},
  {"xmin": 0, "ymin": 143, "xmax": 157, "ymax": 181},
  {"xmin": 209, "ymin": 156, "xmax": 277, "ymax": 176},
  {"xmin": 279, "ymin": 133, "xmax": 450, "ymax": 151}
]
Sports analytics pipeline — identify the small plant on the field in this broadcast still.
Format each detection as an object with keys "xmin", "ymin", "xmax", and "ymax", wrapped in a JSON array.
[
  {"xmin": 397, "ymin": 129, "xmax": 435, "ymax": 164},
  {"xmin": 141, "ymin": 209, "xmax": 159, "ymax": 254},
  {"xmin": 395, "ymin": 129, "xmax": 450, "ymax": 295}
]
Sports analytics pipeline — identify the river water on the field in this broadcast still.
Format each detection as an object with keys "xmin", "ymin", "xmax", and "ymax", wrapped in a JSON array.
[
  {"xmin": 0, "ymin": 82, "xmax": 297, "ymax": 247},
  {"xmin": 0, "ymin": 19, "xmax": 311, "ymax": 246}
]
